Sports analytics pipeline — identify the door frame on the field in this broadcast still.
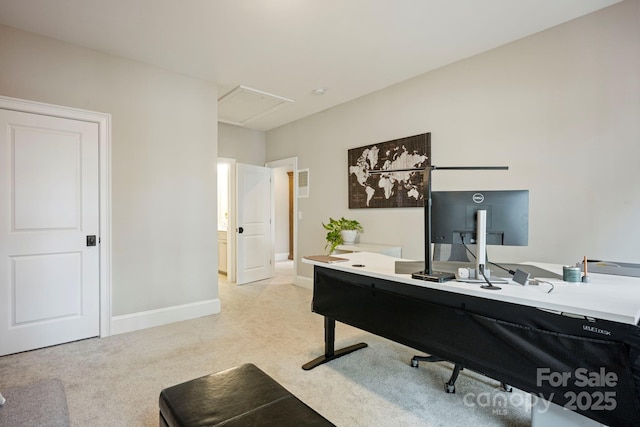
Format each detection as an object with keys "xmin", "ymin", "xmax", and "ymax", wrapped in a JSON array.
[
  {"xmin": 217, "ymin": 158, "xmax": 236, "ymax": 283},
  {"xmin": 0, "ymin": 95, "xmax": 112, "ymax": 338},
  {"xmin": 265, "ymin": 157, "xmax": 298, "ymax": 279}
]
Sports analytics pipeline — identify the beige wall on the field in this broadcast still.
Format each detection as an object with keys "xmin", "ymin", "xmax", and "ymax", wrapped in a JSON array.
[
  {"xmin": 218, "ymin": 122, "xmax": 265, "ymax": 165},
  {"xmin": 0, "ymin": 24, "xmax": 219, "ymax": 316},
  {"xmin": 267, "ymin": 0, "xmax": 640, "ymax": 278}
]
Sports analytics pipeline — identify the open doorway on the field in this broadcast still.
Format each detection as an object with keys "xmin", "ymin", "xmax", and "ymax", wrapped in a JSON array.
[
  {"xmin": 266, "ymin": 157, "xmax": 298, "ymax": 280},
  {"xmin": 217, "ymin": 158, "xmax": 236, "ymax": 283},
  {"xmin": 217, "ymin": 156, "xmax": 297, "ymax": 284}
]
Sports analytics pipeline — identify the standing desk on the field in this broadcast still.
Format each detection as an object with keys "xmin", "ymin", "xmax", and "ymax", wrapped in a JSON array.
[{"xmin": 302, "ymin": 252, "xmax": 640, "ymax": 427}]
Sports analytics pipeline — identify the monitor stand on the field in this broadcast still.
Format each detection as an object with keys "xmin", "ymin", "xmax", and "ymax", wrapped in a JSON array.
[{"xmin": 475, "ymin": 210, "xmax": 501, "ymax": 290}]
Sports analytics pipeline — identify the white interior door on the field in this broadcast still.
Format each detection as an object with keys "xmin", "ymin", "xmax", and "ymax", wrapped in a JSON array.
[
  {"xmin": 0, "ymin": 109, "xmax": 100, "ymax": 356},
  {"xmin": 236, "ymin": 163, "xmax": 273, "ymax": 284}
]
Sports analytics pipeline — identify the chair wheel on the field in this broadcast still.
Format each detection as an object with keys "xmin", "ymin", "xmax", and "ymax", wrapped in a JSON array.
[
  {"xmin": 445, "ymin": 383, "xmax": 455, "ymax": 394},
  {"xmin": 410, "ymin": 359, "xmax": 419, "ymax": 368}
]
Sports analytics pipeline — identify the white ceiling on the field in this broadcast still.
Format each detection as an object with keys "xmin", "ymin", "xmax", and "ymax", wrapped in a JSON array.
[{"xmin": 0, "ymin": 0, "xmax": 621, "ymax": 131}]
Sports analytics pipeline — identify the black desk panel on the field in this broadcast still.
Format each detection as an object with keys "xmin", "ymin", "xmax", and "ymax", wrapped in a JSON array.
[{"xmin": 307, "ymin": 266, "xmax": 640, "ymax": 427}]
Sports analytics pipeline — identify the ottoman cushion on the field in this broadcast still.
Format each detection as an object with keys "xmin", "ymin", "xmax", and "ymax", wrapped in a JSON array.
[{"xmin": 159, "ymin": 363, "xmax": 333, "ymax": 427}]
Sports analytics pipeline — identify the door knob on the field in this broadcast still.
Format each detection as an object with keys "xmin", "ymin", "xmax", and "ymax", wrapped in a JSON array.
[
  {"xmin": 238, "ymin": 227, "xmax": 244, "ymax": 234},
  {"xmin": 86, "ymin": 235, "xmax": 97, "ymax": 246}
]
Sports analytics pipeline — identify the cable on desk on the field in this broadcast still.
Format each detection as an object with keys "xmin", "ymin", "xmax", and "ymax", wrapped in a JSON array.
[
  {"xmin": 459, "ymin": 234, "xmax": 553, "ymax": 293},
  {"xmin": 489, "ymin": 260, "xmax": 516, "ymax": 275},
  {"xmin": 530, "ymin": 279, "xmax": 554, "ymax": 293},
  {"xmin": 460, "ymin": 234, "xmax": 516, "ymax": 275}
]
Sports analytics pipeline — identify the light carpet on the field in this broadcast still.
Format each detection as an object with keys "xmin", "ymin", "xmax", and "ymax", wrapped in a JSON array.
[{"xmin": 0, "ymin": 262, "xmax": 531, "ymax": 426}]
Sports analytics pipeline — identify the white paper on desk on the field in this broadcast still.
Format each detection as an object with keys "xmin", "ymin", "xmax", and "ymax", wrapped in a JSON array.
[{"xmin": 304, "ymin": 255, "xmax": 349, "ymax": 264}]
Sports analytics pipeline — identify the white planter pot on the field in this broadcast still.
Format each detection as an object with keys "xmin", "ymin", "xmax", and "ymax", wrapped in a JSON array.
[{"xmin": 340, "ymin": 230, "xmax": 358, "ymax": 245}]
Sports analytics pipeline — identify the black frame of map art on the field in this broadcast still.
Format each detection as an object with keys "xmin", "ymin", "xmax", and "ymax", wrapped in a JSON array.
[{"xmin": 348, "ymin": 132, "xmax": 431, "ymax": 209}]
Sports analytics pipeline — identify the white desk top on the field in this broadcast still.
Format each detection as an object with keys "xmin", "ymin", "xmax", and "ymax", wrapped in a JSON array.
[{"xmin": 303, "ymin": 252, "xmax": 640, "ymax": 326}]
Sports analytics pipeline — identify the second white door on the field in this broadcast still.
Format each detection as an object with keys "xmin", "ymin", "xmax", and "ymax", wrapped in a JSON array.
[{"xmin": 236, "ymin": 163, "xmax": 273, "ymax": 284}]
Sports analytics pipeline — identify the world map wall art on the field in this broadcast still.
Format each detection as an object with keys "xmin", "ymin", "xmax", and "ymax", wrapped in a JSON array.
[{"xmin": 348, "ymin": 133, "xmax": 431, "ymax": 209}]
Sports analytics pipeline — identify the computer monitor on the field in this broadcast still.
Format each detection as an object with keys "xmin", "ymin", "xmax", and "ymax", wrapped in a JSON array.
[
  {"xmin": 431, "ymin": 190, "xmax": 529, "ymax": 247},
  {"xmin": 426, "ymin": 190, "xmax": 529, "ymax": 289}
]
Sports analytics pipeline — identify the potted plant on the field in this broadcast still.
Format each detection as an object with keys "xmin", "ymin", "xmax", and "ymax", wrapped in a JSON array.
[{"xmin": 322, "ymin": 217, "xmax": 364, "ymax": 254}]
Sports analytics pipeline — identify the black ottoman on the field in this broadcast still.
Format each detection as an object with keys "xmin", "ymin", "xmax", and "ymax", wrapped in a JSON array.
[{"xmin": 159, "ymin": 364, "xmax": 334, "ymax": 427}]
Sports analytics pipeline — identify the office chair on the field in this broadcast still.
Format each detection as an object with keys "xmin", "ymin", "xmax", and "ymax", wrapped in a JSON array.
[
  {"xmin": 410, "ymin": 355, "xmax": 512, "ymax": 394},
  {"xmin": 411, "ymin": 244, "xmax": 512, "ymax": 393}
]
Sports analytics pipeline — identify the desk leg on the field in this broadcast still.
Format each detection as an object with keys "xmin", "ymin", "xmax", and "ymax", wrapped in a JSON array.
[{"xmin": 302, "ymin": 317, "xmax": 367, "ymax": 370}]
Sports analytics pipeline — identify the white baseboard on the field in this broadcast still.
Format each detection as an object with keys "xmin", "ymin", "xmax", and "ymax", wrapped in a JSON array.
[
  {"xmin": 295, "ymin": 275, "xmax": 313, "ymax": 290},
  {"xmin": 275, "ymin": 252, "xmax": 290, "ymax": 262},
  {"xmin": 110, "ymin": 298, "xmax": 221, "ymax": 335}
]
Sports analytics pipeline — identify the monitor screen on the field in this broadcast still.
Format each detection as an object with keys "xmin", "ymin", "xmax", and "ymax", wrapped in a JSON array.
[{"xmin": 431, "ymin": 190, "xmax": 529, "ymax": 246}]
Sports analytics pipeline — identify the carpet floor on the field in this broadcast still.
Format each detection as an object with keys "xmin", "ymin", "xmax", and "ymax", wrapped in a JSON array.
[{"xmin": 0, "ymin": 262, "xmax": 531, "ymax": 426}]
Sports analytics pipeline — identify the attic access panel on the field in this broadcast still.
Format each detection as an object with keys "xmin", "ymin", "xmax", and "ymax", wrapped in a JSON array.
[{"xmin": 218, "ymin": 85, "xmax": 293, "ymax": 126}]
